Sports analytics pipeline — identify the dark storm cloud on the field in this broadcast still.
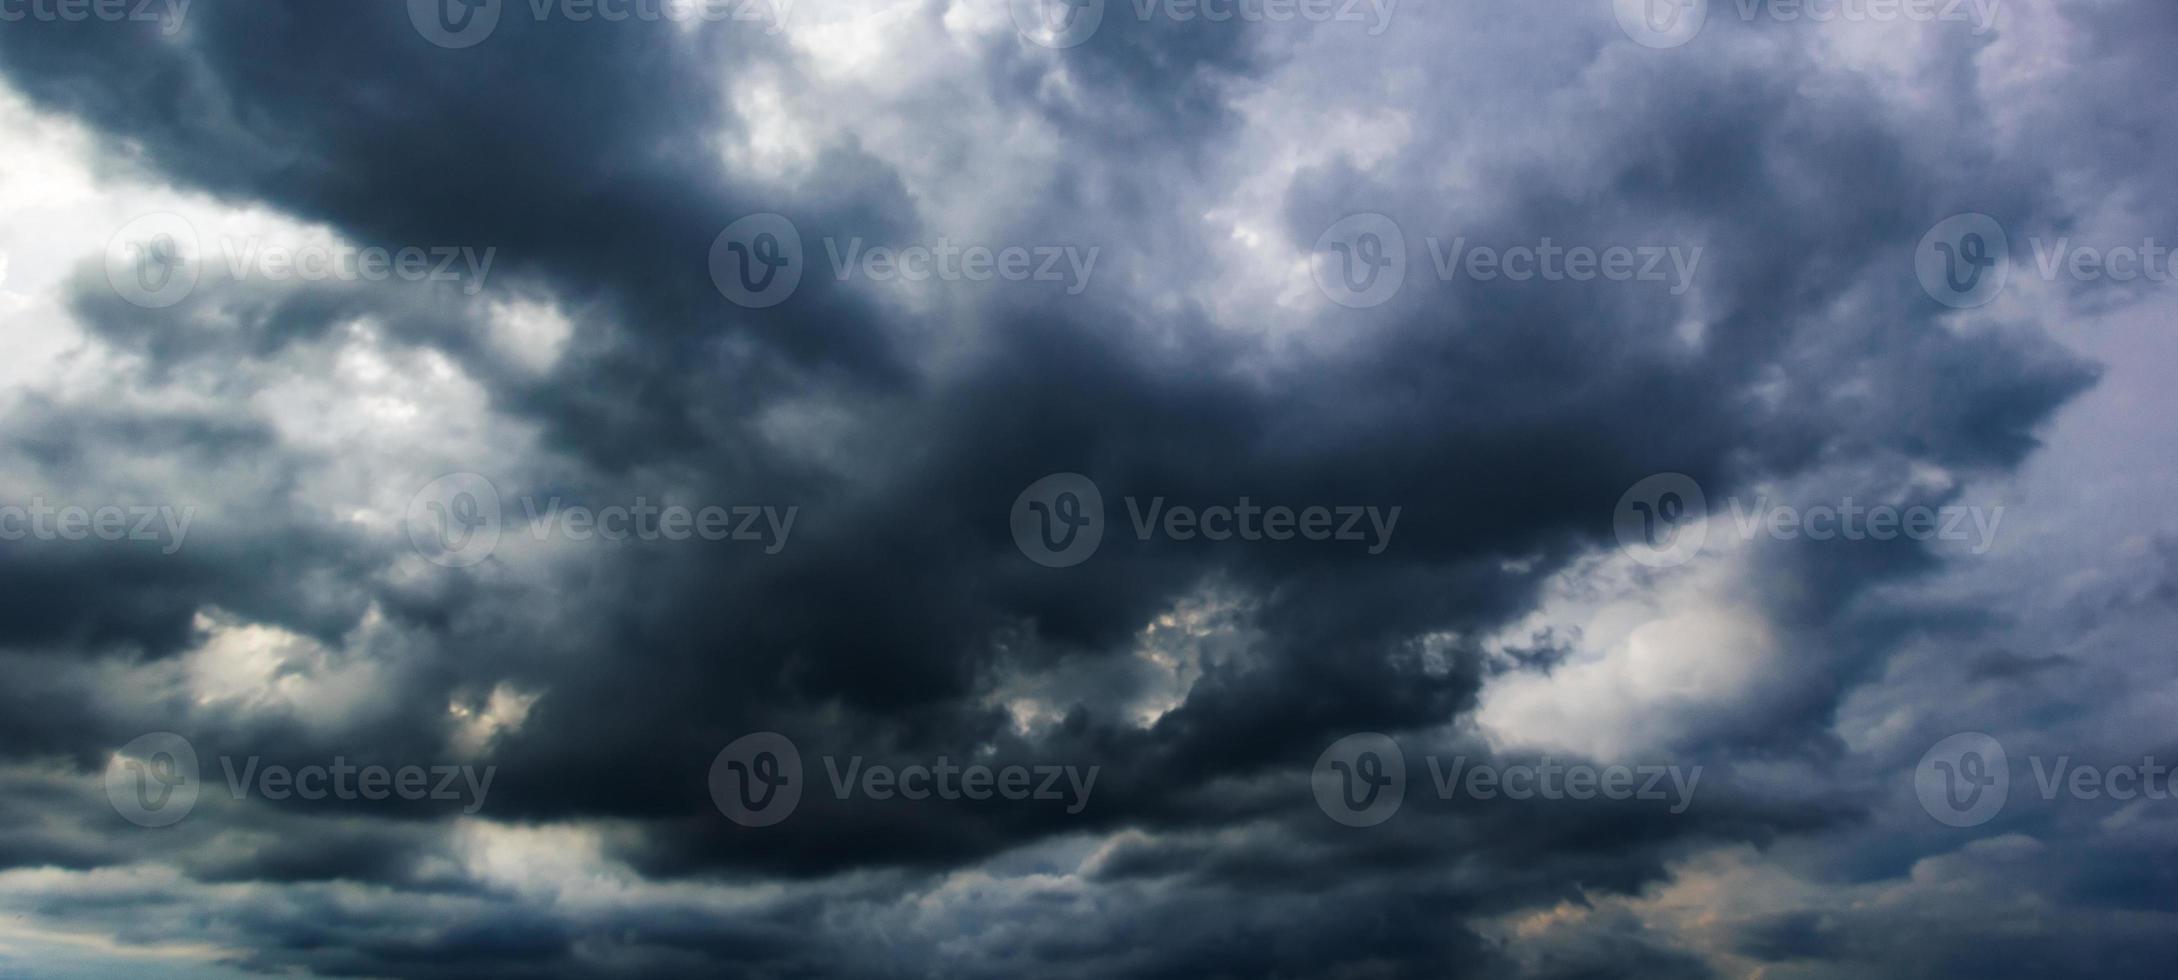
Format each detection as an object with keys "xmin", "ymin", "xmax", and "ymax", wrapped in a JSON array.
[
  {"xmin": 0, "ymin": 0, "xmax": 2166, "ymax": 977},
  {"xmin": 0, "ymin": 395, "xmax": 370, "ymax": 658}
]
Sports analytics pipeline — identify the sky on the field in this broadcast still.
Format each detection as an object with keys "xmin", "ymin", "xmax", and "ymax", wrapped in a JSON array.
[{"xmin": 0, "ymin": 0, "xmax": 2175, "ymax": 977}]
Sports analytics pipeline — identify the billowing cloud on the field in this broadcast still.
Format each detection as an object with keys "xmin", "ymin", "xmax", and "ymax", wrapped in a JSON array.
[{"xmin": 0, "ymin": 0, "xmax": 2171, "ymax": 976}]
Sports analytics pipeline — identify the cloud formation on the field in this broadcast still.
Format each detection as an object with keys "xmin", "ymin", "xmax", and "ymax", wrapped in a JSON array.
[{"xmin": 0, "ymin": 0, "xmax": 2172, "ymax": 976}]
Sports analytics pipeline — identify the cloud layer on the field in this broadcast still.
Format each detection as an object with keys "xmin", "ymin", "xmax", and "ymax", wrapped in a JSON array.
[{"xmin": 0, "ymin": 1, "xmax": 2174, "ymax": 976}]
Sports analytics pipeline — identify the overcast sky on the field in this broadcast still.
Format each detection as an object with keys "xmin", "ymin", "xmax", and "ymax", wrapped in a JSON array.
[{"xmin": 0, "ymin": 0, "xmax": 2175, "ymax": 977}]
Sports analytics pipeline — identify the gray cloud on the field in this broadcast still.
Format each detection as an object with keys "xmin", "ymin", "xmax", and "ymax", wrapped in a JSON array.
[{"xmin": 0, "ymin": 0, "xmax": 2170, "ymax": 976}]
